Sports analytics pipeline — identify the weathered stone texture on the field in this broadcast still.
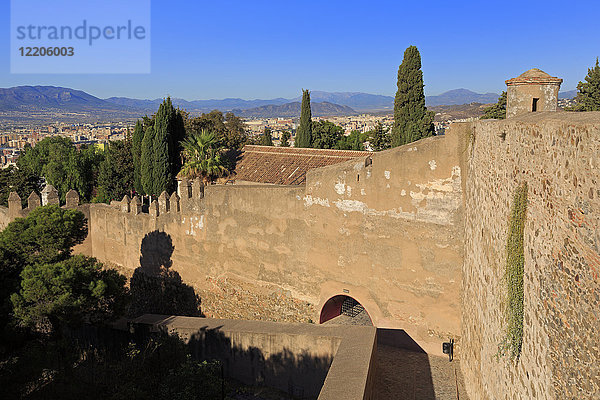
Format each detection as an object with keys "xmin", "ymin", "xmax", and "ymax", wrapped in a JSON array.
[
  {"xmin": 41, "ymin": 184, "xmax": 59, "ymax": 206},
  {"xmin": 27, "ymin": 191, "xmax": 41, "ymax": 209},
  {"xmin": 65, "ymin": 189, "xmax": 80, "ymax": 208},
  {"xmin": 8, "ymin": 192, "xmax": 22, "ymax": 217},
  {"xmin": 461, "ymin": 112, "xmax": 600, "ymax": 399}
]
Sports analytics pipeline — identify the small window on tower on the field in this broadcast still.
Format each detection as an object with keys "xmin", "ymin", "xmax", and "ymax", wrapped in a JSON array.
[{"xmin": 532, "ymin": 98, "xmax": 539, "ymax": 112}]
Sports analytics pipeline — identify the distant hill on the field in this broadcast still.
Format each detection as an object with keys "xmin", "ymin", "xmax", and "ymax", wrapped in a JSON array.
[
  {"xmin": 425, "ymin": 89, "xmax": 500, "ymax": 107},
  {"xmin": 292, "ymin": 91, "xmax": 394, "ymax": 112},
  {"xmin": 107, "ymin": 93, "xmax": 385, "ymax": 112},
  {"xmin": 558, "ymin": 90, "xmax": 577, "ymax": 99},
  {"xmin": 240, "ymin": 101, "xmax": 356, "ymax": 118},
  {"xmin": 105, "ymin": 96, "xmax": 290, "ymax": 113},
  {"xmin": 0, "ymin": 86, "xmax": 127, "ymax": 112},
  {"xmin": 430, "ymin": 103, "xmax": 491, "ymax": 121}
]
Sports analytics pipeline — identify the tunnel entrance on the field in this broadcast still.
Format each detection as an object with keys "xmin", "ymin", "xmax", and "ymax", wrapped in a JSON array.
[{"xmin": 319, "ymin": 295, "xmax": 373, "ymax": 325}]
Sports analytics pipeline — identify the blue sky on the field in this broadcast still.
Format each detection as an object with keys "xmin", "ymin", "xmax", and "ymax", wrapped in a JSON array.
[{"xmin": 1, "ymin": 0, "xmax": 598, "ymax": 100}]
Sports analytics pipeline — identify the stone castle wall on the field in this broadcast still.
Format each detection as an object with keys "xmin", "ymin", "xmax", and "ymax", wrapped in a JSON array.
[
  {"xmin": 84, "ymin": 129, "xmax": 466, "ymax": 355},
  {"xmin": 461, "ymin": 112, "xmax": 600, "ymax": 399},
  {"xmin": 1, "ymin": 112, "xmax": 599, "ymax": 398}
]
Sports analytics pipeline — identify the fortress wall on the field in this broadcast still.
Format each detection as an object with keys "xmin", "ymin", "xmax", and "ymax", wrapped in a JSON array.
[
  {"xmin": 85, "ymin": 129, "xmax": 466, "ymax": 356},
  {"xmin": 461, "ymin": 113, "xmax": 600, "ymax": 399},
  {"xmin": 71, "ymin": 203, "xmax": 93, "ymax": 258},
  {"xmin": 302, "ymin": 130, "xmax": 466, "ymax": 354}
]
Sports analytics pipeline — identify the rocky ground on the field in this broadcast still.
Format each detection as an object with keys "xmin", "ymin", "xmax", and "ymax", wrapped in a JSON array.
[{"xmin": 196, "ymin": 276, "xmax": 316, "ymax": 323}]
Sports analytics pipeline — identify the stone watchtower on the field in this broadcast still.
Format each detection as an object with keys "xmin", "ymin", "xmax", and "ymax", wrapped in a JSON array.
[{"xmin": 505, "ymin": 68, "xmax": 563, "ymax": 118}]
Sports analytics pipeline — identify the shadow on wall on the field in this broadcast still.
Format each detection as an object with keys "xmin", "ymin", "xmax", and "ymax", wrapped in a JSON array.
[
  {"xmin": 129, "ymin": 231, "xmax": 203, "ymax": 317},
  {"xmin": 183, "ymin": 325, "xmax": 334, "ymax": 399}
]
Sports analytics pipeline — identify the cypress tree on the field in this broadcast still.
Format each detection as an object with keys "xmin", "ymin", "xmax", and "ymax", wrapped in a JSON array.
[
  {"xmin": 170, "ymin": 109, "xmax": 186, "ymax": 174},
  {"xmin": 391, "ymin": 46, "xmax": 434, "ymax": 147},
  {"xmin": 132, "ymin": 120, "xmax": 144, "ymax": 194},
  {"xmin": 295, "ymin": 89, "xmax": 312, "ymax": 148},
  {"xmin": 140, "ymin": 122, "xmax": 155, "ymax": 196},
  {"xmin": 151, "ymin": 98, "xmax": 175, "ymax": 195},
  {"xmin": 139, "ymin": 98, "xmax": 184, "ymax": 196}
]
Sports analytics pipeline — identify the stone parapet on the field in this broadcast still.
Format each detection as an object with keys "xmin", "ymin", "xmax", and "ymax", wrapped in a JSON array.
[
  {"xmin": 41, "ymin": 184, "xmax": 59, "ymax": 206},
  {"xmin": 65, "ymin": 189, "xmax": 79, "ymax": 208},
  {"xmin": 27, "ymin": 191, "xmax": 41, "ymax": 209}
]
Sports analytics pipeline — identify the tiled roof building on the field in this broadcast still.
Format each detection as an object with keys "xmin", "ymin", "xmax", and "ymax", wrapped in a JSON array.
[{"xmin": 233, "ymin": 145, "xmax": 371, "ymax": 185}]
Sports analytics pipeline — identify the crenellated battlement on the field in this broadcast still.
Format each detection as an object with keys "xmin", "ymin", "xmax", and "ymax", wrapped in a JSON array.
[
  {"xmin": 114, "ymin": 178, "xmax": 205, "ymax": 218},
  {"xmin": 0, "ymin": 184, "xmax": 84, "ymax": 231}
]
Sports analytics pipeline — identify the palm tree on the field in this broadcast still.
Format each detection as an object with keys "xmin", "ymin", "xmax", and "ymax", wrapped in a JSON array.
[{"xmin": 179, "ymin": 130, "xmax": 228, "ymax": 182}]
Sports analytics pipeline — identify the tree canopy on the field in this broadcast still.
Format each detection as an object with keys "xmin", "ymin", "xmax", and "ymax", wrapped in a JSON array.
[
  {"xmin": 0, "ymin": 205, "xmax": 87, "ymax": 267},
  {"xmin": 568, "ymin": 58, "xmax": 600, "ymax": 111},
  {"xmin": 368, "ymin": 122, "xmax": 391, "ymax": 151},
  {"xmin": 0, "ymin": 166, "xmax": 42, "ymax": 208},
  {"xmin": 391, "ymin": 46, "xmax": 435, "ymax": 146},
  {"xmin": 336, "ymin": 130, "xmax": 367, "ymax": 151},
  {"xmin": 17, "ymin": 137, "xmax": 103, "ymax": 201},
  {"xmin": 280, "ymin": 131, "xmax": 291, "ymax": 147},
  {"xmin": 95, "ymin": 140, "xmax": 135, "ymax": 203},
  {"xmin": 311, "ymin": 120, "xmax": 344, "ymax": 149},
  {"xmin": 0, "ymin": 205, "xmax": 88, "ymax": 332},
  {"xmin": 186, "ymin": 110, "xmax": 248, "ymax": 150},
  {"xmin": 11, "ymin": 254, "xmax": 128, "ymax": 333},
  {"xmin": 259, "ymin": 127, "xmax": 274, "ymax": 146}
]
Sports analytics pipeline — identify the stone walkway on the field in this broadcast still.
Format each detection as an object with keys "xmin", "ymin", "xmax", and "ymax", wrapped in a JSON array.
[
  {"xmin": 322, "ymin": 308, "xmax": 373, "ymax": 326},
  {"xmin": 324, "ymin": 315, "xmax": 468, "ymax": 399},
  {"xmin": 373, "ymin": 344, "xmax": 468, "ymax": 400}
]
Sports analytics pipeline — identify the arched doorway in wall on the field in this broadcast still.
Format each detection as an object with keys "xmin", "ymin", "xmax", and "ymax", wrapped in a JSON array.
[{"xmin": 319, "ymin": 295, "xmax": 373, "ymax": 325}]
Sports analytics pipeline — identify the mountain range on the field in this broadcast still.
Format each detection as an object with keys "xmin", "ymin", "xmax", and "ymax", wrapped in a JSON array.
[
  {"xmin": 0, "ymin": 86, "xmax": 127, "ymax": 112},
  {"xmin": 239, "ymin": 101, "xmax": 355, "ymax": 118},
  {"xmin": 104, "ymin": 89, "xmax": 501, "ymax": 112},
  {"xmin": 0, "ymin": 86, "xmax": 579, "ymax": 124}
]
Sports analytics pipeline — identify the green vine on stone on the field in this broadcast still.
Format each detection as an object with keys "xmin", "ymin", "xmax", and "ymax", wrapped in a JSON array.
[{"xmin": 499, "ymin": 182, "xmax": 528, "ymax": 360}]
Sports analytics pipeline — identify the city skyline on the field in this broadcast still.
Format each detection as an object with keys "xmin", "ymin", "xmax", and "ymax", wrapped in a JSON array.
[{"xmin": 1, "ymin": 0, "xmax": 597, "ymax": 100}]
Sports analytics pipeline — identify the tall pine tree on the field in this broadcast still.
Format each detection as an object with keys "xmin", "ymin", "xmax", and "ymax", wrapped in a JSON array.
[
  {"xmin": 132, "ymin": 120, "xmax": 144, "ymax": 194},
  {"xmin": 569, "ymin": 58, "xmax": 600, "ymax": 111},
  {"xmin": 391, "ymin": 46, "xmax": 434, "ymax": 147},
  {"xmin": 295, "ymin": 89, "xmax": 312, "ymax": 148}
]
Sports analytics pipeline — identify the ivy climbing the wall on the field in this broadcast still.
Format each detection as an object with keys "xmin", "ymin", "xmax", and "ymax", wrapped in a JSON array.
[{"xmin": 500, "ymin": 182, "xmax": 528, "ymax": 360}]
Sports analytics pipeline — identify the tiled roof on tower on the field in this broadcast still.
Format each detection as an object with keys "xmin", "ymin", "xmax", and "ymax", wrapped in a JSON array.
[{"xmin": 505, "ymin": 68, "xmax": 563, "ymax": 86}]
